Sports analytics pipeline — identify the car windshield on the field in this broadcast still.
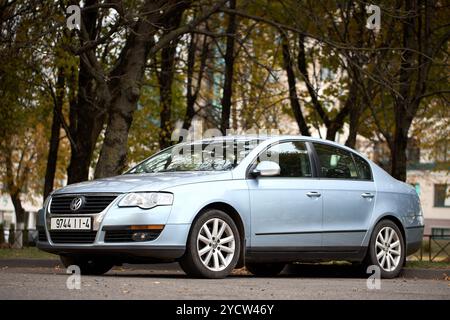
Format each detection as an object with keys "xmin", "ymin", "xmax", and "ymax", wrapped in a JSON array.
[{"xmin": 126, "ymin": 139, "xmax": 262, "ymax": 173}]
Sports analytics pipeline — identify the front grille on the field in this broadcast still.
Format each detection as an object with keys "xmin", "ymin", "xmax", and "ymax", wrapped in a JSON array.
[
  {"xmin": 104, "ymin": 229, "xmax": 162, "ymax": 243},
  {"xmin": 38, "ymin": 228, "xmax": 47, "ymax": 242},
  {"xmin": 50, "ymin": 194, "xmax": 118, "ymax": 214},
  {"xmin": 49, "ymin": 231, "xmax": 97, "ymax": 244}
]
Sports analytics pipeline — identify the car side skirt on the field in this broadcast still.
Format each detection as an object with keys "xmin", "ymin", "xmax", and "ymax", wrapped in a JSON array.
[{"xmin": 245, "ymin": 246, "xmax": 368, "ymax": 263}]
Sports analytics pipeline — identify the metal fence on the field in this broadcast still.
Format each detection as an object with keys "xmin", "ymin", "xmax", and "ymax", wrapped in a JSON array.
[
  {"xmin": 414, "ymin": 234, "xmax": 450, "ymax": 262},
  {"xmin": 0, "ymin": 229, "xmax": 38, "ymax": 247}
]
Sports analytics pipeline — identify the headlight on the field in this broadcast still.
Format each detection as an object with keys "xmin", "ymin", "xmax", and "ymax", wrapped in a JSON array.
[{"xmin": 118, "ymin": 192, "xmax": 174, "ymax": 209}]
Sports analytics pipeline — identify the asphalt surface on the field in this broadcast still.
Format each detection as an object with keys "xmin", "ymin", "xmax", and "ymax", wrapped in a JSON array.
[{"xmin": 0, "ymin": 260, "xmax": 449, "ymax": 300}]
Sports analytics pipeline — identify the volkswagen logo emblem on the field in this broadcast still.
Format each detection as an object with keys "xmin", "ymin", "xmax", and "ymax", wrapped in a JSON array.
[{"xmin": 70, "ymin": 196, "xmax": 84, "ymax": 212}]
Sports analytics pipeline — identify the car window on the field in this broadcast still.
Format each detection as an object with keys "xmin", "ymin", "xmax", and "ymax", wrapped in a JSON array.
[
  {"xmin": 127, "ymin": 139, "xmax": 261, "ymax": 173},
  {"xmin": 313, "ymin": 143, "xmax": 358, "ymax": 179},
  {"xmin": 353, "ymin": 153, "xmax": 372, "ymax": 180},
  {"xmin": 261, "ymin": 141, "xmax": 312, "ymax": 178}
]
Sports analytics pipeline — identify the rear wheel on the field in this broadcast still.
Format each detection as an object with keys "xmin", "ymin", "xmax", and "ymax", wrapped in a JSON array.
[
  {"xmin": 60, "ymin": 255, "xmax": 113, "ymax": 275},
  {"xmin": 179, "ymin": 209, "xmax": 240, "ymax": 278},
  {"xmin": 365, "ymin": 220, "xmax": 405, "ymax": 278},
  {"xmin": 246, "ymin": 262, "xmax": 285, "ymax": 277}
]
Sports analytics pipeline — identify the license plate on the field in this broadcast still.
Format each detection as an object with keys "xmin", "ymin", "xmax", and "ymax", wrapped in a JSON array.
[{"xmin": 50, "ymin": 217, "xmax": 92, "ymax": 230}]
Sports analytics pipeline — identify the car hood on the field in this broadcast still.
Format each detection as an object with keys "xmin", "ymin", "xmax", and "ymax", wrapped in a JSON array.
[{"xmin": 53, "ymin": 171, "xmax": 233, "ymax": 195}]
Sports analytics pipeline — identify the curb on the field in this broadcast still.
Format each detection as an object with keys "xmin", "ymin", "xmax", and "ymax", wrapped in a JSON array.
[{"xmin": 0, "ymin": 259, "xmax": 60, "ymax": 269}]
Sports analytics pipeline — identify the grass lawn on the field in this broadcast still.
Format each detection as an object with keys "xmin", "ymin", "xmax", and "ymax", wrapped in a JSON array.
[{"xmin": 0, "ymin": 247, "xmax": 58, "ymax": 260}]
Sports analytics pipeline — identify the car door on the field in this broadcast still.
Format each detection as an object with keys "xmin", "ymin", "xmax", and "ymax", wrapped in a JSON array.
[
  {"xmin": 247, "ymin": 140, "xmax": 323, "ymax": 250},
  {"xmin": 312, "ymin": 142, "xmax": 376, "ymax": 249}
]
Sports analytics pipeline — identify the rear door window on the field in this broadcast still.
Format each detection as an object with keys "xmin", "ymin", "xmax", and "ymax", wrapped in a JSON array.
[{"xmin": 313, "ymin": 143, "xmax": 358, "ymax": 179}]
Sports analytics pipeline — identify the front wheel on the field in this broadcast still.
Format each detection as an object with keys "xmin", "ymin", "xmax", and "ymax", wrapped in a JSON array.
[
  {"xmin": 365, "ymin": 220, "xmax": 405, "ymax": 278},
  {"xmin": 60, "ymin": 255, "xmax": 113, "ymax": 275},
  {"xmin": 179, "ymin": 209, "xmax": 240, "ymax": 278}
]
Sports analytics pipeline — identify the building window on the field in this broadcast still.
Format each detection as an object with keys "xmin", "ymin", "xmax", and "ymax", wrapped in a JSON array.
[
  {"xmin": 434, "ymin": 184, "xmax": 450, "ymax": 207},
  {"xmin": 431, "ymin": 228, "xmax": 450, "ymax": 238}
]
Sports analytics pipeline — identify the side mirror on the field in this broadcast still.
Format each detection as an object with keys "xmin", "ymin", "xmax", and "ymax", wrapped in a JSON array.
[{"xmin": 252, "ymin": 161, "xmax": 280, "ymax": 177}]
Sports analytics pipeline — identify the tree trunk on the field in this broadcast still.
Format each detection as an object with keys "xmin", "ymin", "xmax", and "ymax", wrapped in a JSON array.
[
  {"xmin": 94, "ymin": 58, "xmax": 151, "ymax": 177},
  {"xmin": 44, "ymin": 68, "xmax": 65, "ymax": 200},
  {"xmin": 182, "ymin": 32, "xmax": 209, "ymax": 133},
  {"xmin": 281, "ymin": 37, "xmax": 310, "ymax": 136},
  {"xmin": 10, "ymin": 192, "xmax": 25, "ymax": 248},
  {"xmin": 182, "ymin": 33, "xmax": 198, "ymax": 133},
  {"xmin": 67, "ymin": 0, "xmax": 106, "ymax": 184},
  {"xmin": 391, "ymin": 116, "xmax": 409, "ymax": 181},
  {"xmin": 158, "ymin": 49, "xmax": 176, "ymax": 148},
  {"xmin": 325, "ymin": 123, "xmax": 340, "ymax": 141},
  {"xmin": 159, "ymin": 13, "xmax": 183, "ymax": 149},
  {"xmin": 326, "ymin": 78, "xmax": 356, "ymax": 141},
  {"xmin": 220, "ymin": 0, "xmax": 237, "ymax": 135},
  {"xmin": 297, "ymin": 34, "xmax": 328, "ymax": 127},
  {"xmin": 67, "ymin": 61, "xmax": 106, "ymax": 184},
  {"xmin": 67, "ymin": 107, "xmax": 105, "ymax": 183},
  {"xmin": 389, "ymin": 0, "xmax": 415, "ymax": 182},
  {"xmin": 10, "ymin": 192, "xmax": 25, "ymax": 226},
  {"xmin": 345, "ymin": 103, "xmax": 361, "ymax": 148},
  {"xmin": 95, "ymin": 1, "xmax": 187, "ymax": 178},
  {"xmin": 4, "ymin": 146, "xmax": 25, "ymax": 233}
]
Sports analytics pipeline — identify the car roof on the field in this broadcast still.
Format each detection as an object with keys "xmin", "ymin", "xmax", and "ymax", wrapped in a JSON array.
[
  {"xmin": 192, "ymin": 135, "xmax": 370, "ymax": 160},
  {"xmin": 194, "ymin": 134, "xmax": 338, "ymax": 145}
]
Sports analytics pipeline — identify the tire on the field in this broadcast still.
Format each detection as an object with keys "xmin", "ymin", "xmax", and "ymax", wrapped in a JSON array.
[
  {"xmin": 60, "ymin": 255, "xmax": 113, "ymax": 275},
  {"xmin": 246, "ymin": 262, "xmax": 285, "ymax": 277},
  {"xmin": 179, "ymin": 209, "xmax": 241, "ymax": 279},
  {"xmin": 365, "ymin": 220, "xmax": 405, "ymax": 279}
]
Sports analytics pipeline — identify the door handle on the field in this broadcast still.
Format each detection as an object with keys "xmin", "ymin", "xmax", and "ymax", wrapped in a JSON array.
[
  {"xmin": 361, "ymin": 192, "xmax": 374, "ymax": 198},
  {"xmin": 306, "ymin": 191, "xmax": 321, "ymax": 197}
]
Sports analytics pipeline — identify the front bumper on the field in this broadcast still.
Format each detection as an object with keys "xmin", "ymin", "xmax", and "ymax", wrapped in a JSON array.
[
  {"xmin": 37, "ymin": 223, "xmax": 190, "ymax": 261},
  {"xmin": 37, "ymin": 242, "xmax": 185, "ymax": 261},
  {"xmin": 38, "ymin": 210, "xmax": 191, "ymax": 262},
  {"xmin": 37, "ymin": 193, "xmax": 191, "ymax": 262}
]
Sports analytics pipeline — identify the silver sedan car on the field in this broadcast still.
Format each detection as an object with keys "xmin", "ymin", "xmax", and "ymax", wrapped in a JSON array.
[{"xmin": 37, "ymin": 136, "xmax": 424, "ymax": 278}]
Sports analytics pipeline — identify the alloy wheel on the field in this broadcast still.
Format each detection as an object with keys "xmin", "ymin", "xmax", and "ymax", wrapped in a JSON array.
[
  {"xmin": 196, "ymin": 218, "xmax": 235, "ymax": 272},
  {"xmin": 375, "ymin": 226, "xmax": 402, "ymax": 272}
]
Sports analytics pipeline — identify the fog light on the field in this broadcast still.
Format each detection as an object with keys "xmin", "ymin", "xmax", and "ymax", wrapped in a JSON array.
[{"xmin": 132, "ymin": 232, "xmax": 153, "ymax": 242}]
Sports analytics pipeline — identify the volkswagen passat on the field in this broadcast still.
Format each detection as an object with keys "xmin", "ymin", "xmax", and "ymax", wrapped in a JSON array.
[{"xmin": 37, "ymin": 136, "xmax": 424, "ymax": 278}]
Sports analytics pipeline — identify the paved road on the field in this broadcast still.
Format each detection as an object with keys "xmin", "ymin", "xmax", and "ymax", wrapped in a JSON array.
[{"xmin": 0, "ymin": 262, "xmax": 449, "ymax": 300}]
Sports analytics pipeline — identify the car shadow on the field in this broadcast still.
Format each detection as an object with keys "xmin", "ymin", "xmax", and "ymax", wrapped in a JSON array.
[
  {"xmin": 280, "ymin": 263, "xmax": 368, "ymax": 279},
  {"xmin": 46, "ymin": 262, "xmax": 371, "ymax": 279},
  {"xmin": 103, "ymin": 263, "xmax": 369, "ymax": 279}
]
